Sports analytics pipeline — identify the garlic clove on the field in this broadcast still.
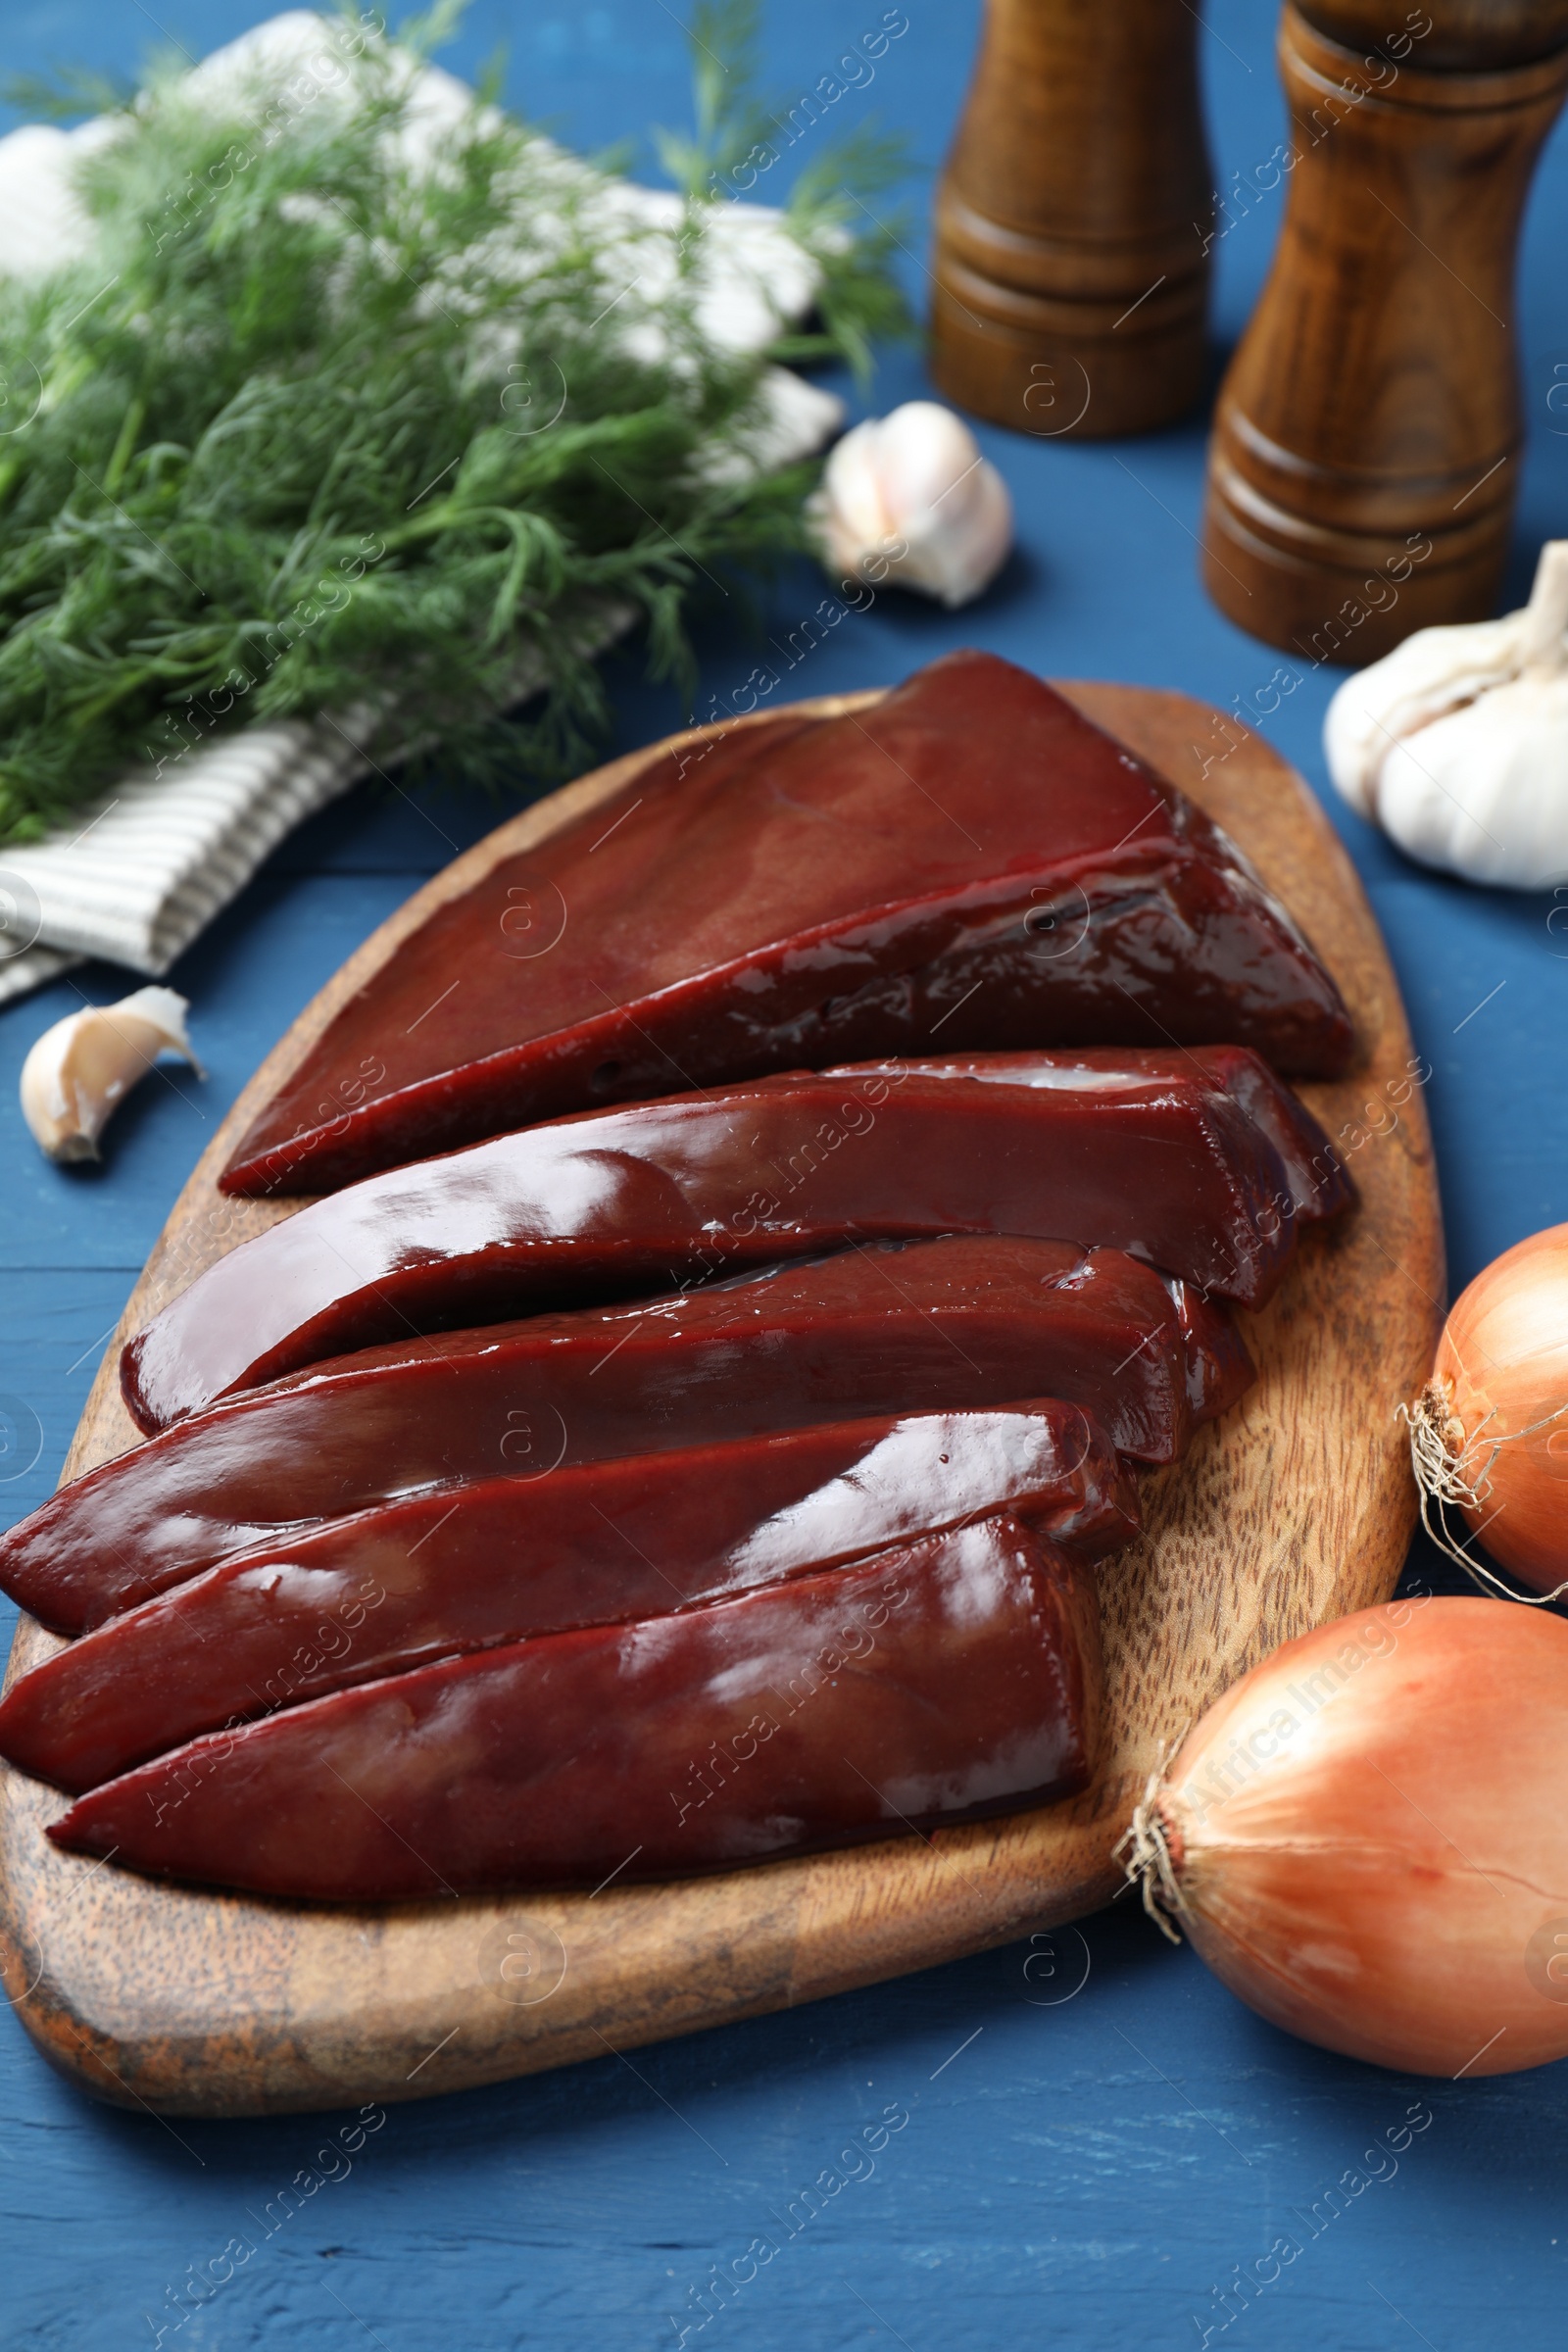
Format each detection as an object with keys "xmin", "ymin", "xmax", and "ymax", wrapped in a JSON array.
[
  {"xmin": 814, "ymin": 418, "xmax": 898, "ymax": 575},
  {"xmin": 871, "ymin": 401, "xmax": 984, "ymax": 519},
  {"xmin": 808, "ymin": 400, "xmax": 1013, "ymax": 610},
  {"xmin": 21, "ymin": 985, "xmax": 203, "ymax": 1164},
  {"xmin": 1325, "ymin": 538, "xmax": 1568, "ymax": 885}
]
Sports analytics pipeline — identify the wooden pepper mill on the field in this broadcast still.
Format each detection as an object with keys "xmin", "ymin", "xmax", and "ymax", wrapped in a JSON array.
[
  {"xmin": 931, "ymin": 0, "xmax": 1214, "ymax": 439},
  {"xmin": 1202, "ymin": 1, "xmax": 1568, "ymax": 662}
]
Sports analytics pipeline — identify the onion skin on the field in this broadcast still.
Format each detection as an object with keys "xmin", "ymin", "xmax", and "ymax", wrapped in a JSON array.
[
  {"xmin": 1432, "ymin": 1223, "xmax": 1568, "ymax": 1591},
  {"xmin": 1144, "ymin": 1598, "xmax": 1568, "ymax": 2077}
]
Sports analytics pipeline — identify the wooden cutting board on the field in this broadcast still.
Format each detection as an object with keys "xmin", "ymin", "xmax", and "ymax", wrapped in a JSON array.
[{"xmin": 0, "ymin": 684, "xmax": 1444, "ymax": 2118}]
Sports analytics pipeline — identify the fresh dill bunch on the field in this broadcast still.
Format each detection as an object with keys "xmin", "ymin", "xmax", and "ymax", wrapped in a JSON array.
[{"xmin": 0, "ymin": 3, "xmax": 909, "ymax": 839}]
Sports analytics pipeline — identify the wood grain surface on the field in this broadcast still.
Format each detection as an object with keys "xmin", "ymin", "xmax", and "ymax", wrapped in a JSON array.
[
  {"xmin": 931, "ymin": 0, "xmax": 1213, "ymax": 436},
  {"xmin": 1201, "ymin": 2, "xmax": 1568, "ymax": 656},
  {"xmin": 0, "ymin": 683, "xmax": 1444, "ymax": 2118}
]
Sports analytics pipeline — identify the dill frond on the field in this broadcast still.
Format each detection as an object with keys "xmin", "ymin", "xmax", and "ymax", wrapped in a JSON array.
[{"xmin": 0, "ymin": 4, "xmax": 908, "ymax": 838}]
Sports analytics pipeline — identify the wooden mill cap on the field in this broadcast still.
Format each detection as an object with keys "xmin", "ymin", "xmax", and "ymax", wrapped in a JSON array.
[{"xmin": 1297, "ymin": 0, "xmax": 1568, "ymax": 71}]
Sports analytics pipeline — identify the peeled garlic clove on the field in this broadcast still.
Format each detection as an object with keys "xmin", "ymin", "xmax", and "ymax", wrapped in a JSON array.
[
  {"xmin": 808, "ymin": 401, "xmax": 1013, "ymax": 610},
  {"xmin": 21, "ymin": 986, "xmax": 203, "ymax": 1164},
  {"xmin": 1325, "ymin": 539, "xmax": 1568, "ymax": 886}
]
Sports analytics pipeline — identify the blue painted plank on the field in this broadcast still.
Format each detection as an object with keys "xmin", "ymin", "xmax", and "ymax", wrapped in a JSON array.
[
  {"xmin": 1, "ymin": 3, "xmax": 1567, "ymax": 2348},
  {"xmin": 0, "ymin": 1272, "xmax": 140, "ymax": 1553}
]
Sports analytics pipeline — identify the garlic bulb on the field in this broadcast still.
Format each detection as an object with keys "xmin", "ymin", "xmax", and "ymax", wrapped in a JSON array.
[
  {"xmin": 1325, "ymin": 540, "xmax": 1568, "ymax": 887},
  {"xmin": 21, "ymin": 986, "xmax": 202, "ymax": 1163},
  {"xmin": 808, "ymin": 401, "xmax": 1013, "ymax": 609}
]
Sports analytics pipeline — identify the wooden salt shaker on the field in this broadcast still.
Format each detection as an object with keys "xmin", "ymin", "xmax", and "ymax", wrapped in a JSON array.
[
  {"xmin": 930, "ymin": 0, "xmax": 1214, "ymax": 439},
  {"xmin": 1202, "ymin": 1, "xmax": 1568, "ymax": 662}
]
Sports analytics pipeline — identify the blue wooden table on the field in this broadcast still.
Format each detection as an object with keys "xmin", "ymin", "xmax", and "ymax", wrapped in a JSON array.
[{"xmin": 4, "ymin": 4, "xmax": 1568, "ymax": 2346}]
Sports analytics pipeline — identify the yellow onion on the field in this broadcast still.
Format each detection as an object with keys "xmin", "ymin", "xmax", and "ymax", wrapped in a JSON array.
[
  {"xmin": 1119, "ymin": 1597, "xmax": 1568, "ymax": 2076},
  {"xmin": 1403, "ymin": 1222, "xmax": 1568, "ymax": 1596}
]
